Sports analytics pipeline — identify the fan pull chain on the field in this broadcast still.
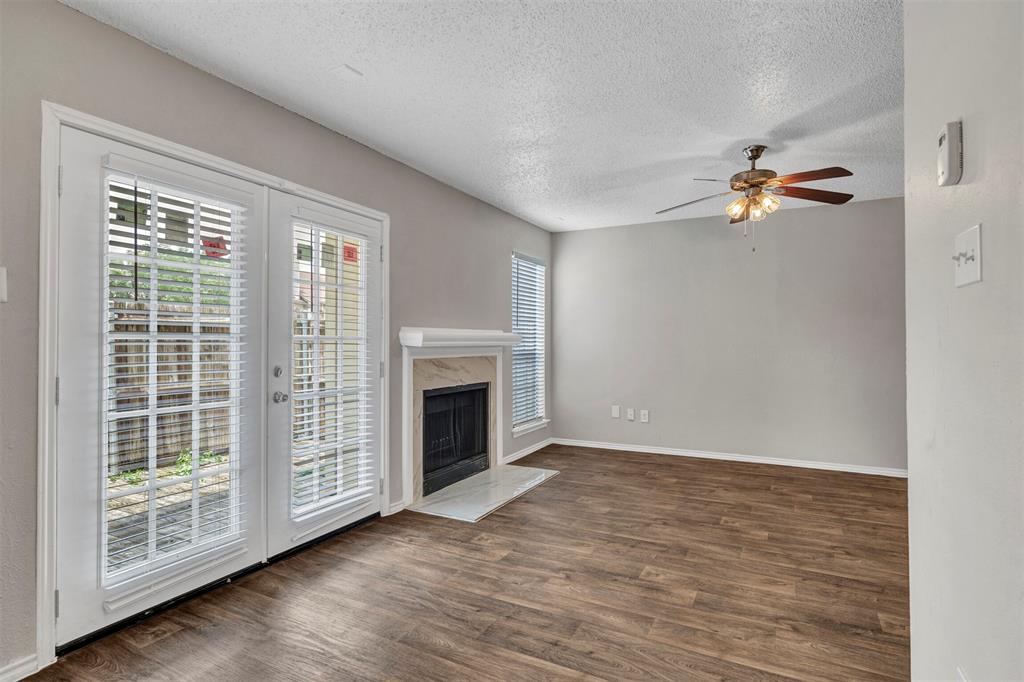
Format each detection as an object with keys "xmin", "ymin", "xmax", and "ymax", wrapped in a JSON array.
[{"xmin": 741, "ymin": 214, "xmax": 756, "ymax": 253}]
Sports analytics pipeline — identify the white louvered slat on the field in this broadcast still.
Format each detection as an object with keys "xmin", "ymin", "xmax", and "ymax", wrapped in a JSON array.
[
  {"xmin": 102, "ymin": 176, "xmax": 247, "ymax": 581},
  {"xmin": 511, "ymin": 253, "xmax": 546, "ymax": 427}
]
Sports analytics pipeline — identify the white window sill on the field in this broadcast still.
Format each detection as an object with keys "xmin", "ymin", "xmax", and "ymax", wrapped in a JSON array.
[{"xmin": 512, "ymin": 418, "xmax": 550, "ymax": 439}]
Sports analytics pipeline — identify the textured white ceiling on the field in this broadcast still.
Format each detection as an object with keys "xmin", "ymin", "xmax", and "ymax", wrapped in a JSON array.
[{"xmin": 62, "ymin": 0, "xmax": 903, "ymax": 231}]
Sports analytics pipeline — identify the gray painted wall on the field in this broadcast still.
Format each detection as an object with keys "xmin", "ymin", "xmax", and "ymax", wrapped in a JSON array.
[
  {"xmin": 0, "ymin": 0, "xmax": 550, "ymax": 667},
  {"xmin": 552, "ymin": 198, "xmax": 907, "ymax": 470},
  {"xmin": 905, "ymin": 2, "xmax": 1024, "ymax": 679}
]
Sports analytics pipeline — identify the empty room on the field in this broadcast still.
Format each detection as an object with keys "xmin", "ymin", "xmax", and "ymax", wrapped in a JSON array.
[{"xmin": 1, "ymin": 0, "xmax": 1021, "ymax": 680}]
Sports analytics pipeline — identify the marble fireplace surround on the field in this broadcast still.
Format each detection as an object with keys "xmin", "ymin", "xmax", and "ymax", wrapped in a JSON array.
[{"xmin": 399, "ymin": 328, "xmax": 519, "ymax": 507}]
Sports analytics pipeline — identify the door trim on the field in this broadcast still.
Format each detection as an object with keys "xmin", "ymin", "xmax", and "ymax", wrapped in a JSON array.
[{"xmin": 36, "ymin": 101, "xmax": 391, "ymax": 671}]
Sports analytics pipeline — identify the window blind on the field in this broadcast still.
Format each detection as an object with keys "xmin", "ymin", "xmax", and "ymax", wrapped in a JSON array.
[
  {"xmin": 289, "ymin": 220, "xmax": 376, "ymax": 515},
  {"xmin": 103, "ymin": 176, "xmax": 246, "ymax": 580},
  {"xmin": 512, "ymin": 253, "xmax": 546, "ymax": 427}
]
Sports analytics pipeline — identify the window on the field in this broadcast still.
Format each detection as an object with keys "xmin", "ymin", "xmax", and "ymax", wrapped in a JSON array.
[
  {"xmin": 289, "ymin": 220, "xmax": 374, "ymax": 514},
  {"xmin": 103, "ymin": 176, "xmax": 245, "ymax": 580},
  {"xmin": 511, "ymin": 252, "xmax": 546, "ymax": 431}
]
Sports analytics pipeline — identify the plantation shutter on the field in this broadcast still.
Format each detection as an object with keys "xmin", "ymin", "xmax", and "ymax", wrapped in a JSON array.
[
  {"xmin": 511, "ymin": 253, "xmax": 546, "ymax": 427},
  {"xmin": 289, "ymin": 220, "xmax": 377, "ymax": 515},
  {"xmin": 103, "ymin": 173, "xmax": 247, "ymax": 580}
]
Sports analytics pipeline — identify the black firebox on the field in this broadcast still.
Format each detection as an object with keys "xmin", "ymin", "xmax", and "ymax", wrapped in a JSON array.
[{"xmin": 422, "ymin": 382, "xmax": 489, "ymax": 496}]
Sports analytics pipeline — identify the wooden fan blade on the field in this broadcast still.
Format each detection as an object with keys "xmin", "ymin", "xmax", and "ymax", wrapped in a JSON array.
[
  {"xmin": 774, "ymin": 185, "xmax": 854, "ymax": 204},
  {"xmin": 769, "ymin": 166, "xmax": 853, "ymax": 186},
  {"xmin": 656, "ymin": 190, "xmax": 734, "ymax": 215}
]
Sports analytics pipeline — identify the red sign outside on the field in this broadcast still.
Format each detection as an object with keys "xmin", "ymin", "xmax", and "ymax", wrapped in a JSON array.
[
  {"xmin": 343, "ymin": 243, "xmax": 359, "ymax": 263},
  {"xmin": 202, "ymin": 237, "xmax": 228, "ymax": 258}
]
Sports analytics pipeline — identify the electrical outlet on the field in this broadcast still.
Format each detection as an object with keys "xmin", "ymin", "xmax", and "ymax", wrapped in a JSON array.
[
  {"xmin": 611, "ymin": 405, "xmax": 620, "ymax": 419},
  {"xmin": 640, "ymin": 409, "xmax": 649, "ymax": 423},
  {"xmin": 626, "ymin": 408, "xmax": 635, "ymax": 421}
]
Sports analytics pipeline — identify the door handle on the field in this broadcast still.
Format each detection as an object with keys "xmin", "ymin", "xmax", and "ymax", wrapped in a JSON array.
[{"xmin": 273, "ymin": 391, "xmax": 289, "ymax": 403}]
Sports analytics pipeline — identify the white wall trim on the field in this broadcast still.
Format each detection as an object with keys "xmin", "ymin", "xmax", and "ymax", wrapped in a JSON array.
[
  {"xmin": 399, "ymin": 327, "xmax": 519, "ymax": 348},
  {"xmin": 35, "ymin": 100, "xmax": 61, "ymax": 676},
  {"xmin": 42, "ymin": 102, "xmax": 389, "ymax": 222},
  {"xmin": 551, "ymin": 438, "xmax": 908, "ymax": 478},
  {"xmin": 502, "ymin": 437, "xmax": 555, "ymax": 464},
  {"xmin": 0, "ymin": 655, "xmax": 38, "ymax": 682},
  {"xmin": 511, "ymin": 418, "xmax": 550, "ymax": 439},
  {"xmin": 36, "ymin": 101, "xmax": 392, "ymax": 671},
  {"xmin": 379, "ymin": 217, "xmax": 391, "ymax": 518}
]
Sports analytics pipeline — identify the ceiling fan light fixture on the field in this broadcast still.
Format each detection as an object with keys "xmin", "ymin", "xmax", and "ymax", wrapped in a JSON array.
[
  {"xmin": 725, "ymin": 197, "xmax": 748, "ymax": 220},
  {"xmin": 655, "ymin": 146, "xmax": 853, "ymax": 226}
]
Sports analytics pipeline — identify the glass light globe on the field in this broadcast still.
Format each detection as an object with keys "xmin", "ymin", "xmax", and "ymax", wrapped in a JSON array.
[
  {"xmin": 759, "ymin": 193, "xmax": 781, "ymax": 214},
  {"xmin": 725, "ymin": 197, "xmax": 748, "ymax": 220}
]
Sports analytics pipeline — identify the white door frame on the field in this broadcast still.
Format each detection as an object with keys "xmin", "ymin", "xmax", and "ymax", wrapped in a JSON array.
[{"xmin": 36, "ymin": 101, "xmax": 390, "ymax": 669}]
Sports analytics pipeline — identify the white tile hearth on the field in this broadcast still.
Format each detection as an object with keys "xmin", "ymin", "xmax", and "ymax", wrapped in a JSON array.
[{"xmin": 408, "ymin": 465, "xmax": 558, "ymax": 522}]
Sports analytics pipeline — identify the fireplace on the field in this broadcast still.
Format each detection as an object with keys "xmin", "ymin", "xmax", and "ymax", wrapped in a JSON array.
[{"xmin": 422, "ymin": 382, "xmax": 489, "ymax": 496}]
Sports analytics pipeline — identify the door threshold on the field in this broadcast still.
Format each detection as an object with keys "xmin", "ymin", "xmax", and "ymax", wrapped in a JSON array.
[{"xmin": 55, "ymin": 512, "xmax": 379, "ymax": 657}]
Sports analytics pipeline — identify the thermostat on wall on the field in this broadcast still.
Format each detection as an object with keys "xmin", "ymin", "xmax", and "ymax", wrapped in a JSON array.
[{"xmin": 938, "ymin": 121, "xmax": 963, "ymax": 186}]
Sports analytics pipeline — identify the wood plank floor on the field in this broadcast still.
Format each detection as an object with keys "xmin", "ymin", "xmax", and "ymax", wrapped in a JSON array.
[{"xmin": 33, "ymin": 444, "xmax": 909, "ymax": 681}]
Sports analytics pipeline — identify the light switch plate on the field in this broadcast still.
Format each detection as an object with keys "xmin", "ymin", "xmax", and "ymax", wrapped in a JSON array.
[
  {"xmin": 954, "ymin": 224, "xmax": 981, "ymax": 287},
  {"xmin": 640, "ymin": 409, "xmax": 649, "ymax": 423},
  {"xmin": 611, "ymin": 405, "xmax": 620, "ymax": 419},
  {"xmin": 626, "ymin": 408, "xmax": 635, "ymax": 421},
  {"xmin": 0, "ymin": 266, "xmax": 6, "ymax": 303}
]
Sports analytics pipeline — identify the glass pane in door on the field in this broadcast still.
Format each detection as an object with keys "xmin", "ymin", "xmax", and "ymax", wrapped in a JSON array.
[
  {"xmin": 103, "ymin": 178, "xmax": 244, "ymax": 581},
  {"xmin": 290, "ymin": 221, "xmax": 373, "ymax": 515}
]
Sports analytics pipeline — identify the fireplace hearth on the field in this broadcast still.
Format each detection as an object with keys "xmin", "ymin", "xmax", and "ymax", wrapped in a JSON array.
[{"xmin": 422, "ymin": 382, "xmax": 489, "ymax": 496}]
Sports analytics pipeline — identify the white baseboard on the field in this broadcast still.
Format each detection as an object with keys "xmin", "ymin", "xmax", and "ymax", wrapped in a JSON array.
[
  {"xmin": 501, "ymin": 437, "xmax": 555, "ymax": 465},
  {"xmin": 0, "ymin": 654, "xmax": 38, "ymax": 682},
  {"xmin": 550, "ymin": 438, "xmax": 908, "ymax": 478},
  {"xmin": 384, "ymin": 435, "xmax": 902, "ymax": 515}
]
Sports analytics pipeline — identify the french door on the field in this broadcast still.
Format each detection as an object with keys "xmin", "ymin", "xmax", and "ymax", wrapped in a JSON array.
[
  {"xmin": 266, "ymin": 191, "xmax": 383, "ymax": 557},
  {"xmin": 55, "ymin": 128, "xmax": 266, "ymax": 645},
  {"xmin": 54, "ymin": 127, "xmax": 383, "ymax": 646}
]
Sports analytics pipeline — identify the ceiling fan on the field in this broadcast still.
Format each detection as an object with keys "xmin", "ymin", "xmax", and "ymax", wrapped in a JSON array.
[{"xmin": 656, "ymin": 145, "xmax": 854, "ymax": 223}]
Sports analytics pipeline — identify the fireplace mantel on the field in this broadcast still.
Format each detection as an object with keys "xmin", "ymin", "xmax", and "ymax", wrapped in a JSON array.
[
  {"xmin": 399, "ymin": 327, "xmax": 519, "ymax": 348},
  {"xmin": 396, "ymin": 327, "xmax": 517, "ymax": 511}
]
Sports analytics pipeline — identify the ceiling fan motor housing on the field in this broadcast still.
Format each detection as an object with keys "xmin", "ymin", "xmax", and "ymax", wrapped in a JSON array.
[
  {"xmin": 730, "ymin": 144, "xmax": 776, "ymax": 191},
  {"xmin": 729, "ymin": 168, "xmax": 777, "ymax": 192}
]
